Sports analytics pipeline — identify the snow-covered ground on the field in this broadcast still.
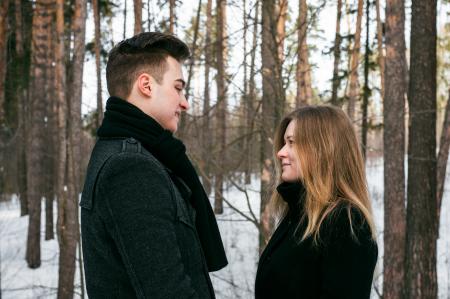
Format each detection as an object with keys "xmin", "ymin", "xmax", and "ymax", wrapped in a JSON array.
[{"xmin": 1, "ymin": 158, "xmax": 450, "ymax": 298}]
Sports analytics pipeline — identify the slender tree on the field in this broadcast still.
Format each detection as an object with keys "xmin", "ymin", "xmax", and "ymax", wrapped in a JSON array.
[
  {"xmin": 437, "ymin": 89, "xmax": 450, "ymax": 231},
  {"xmin": 214, "ymin": 0, "xmax": 227, "ymax": 214},
  {"xmin": 383, "ymin": 0, "xmax": 407, "ymax": 298},
  {"xmin": 134, "ymin": 0, "xmax": 143, "ymax": 34},
  {"xmin": 361, "ymin": 0, "xmax": 371, "ymax": 157},
  {"xmin": 92, "ymin": 0, "xmax": 103, "ymax": 127},
  {"xmin": 331, "ymin": 0, "xmax": 343, "ymax": 106},
  {"xmin": 201, "ymin": 0, "xmax": 213, "ymax": 195},
  {"xmin": 376, "ymin": 0, "xmax": 385, "ymax": 99},
  {"xmin": 0, "ymin": 0, "xmax": 9, "ymax": 124},
  {"xmin": 260, "ymin": 0, "xmax": 286, "ymax": 252},
  {"xmin": 296, "ymin": 0, "xmax": 313, "ymax": 107},
  {"xmin": 123, "ymin": 0, "xmax": 127, "ymax": 38},
  {"xmin": 405, "ymin": 1, "xmax": 438, "ymax": 298},
  {"xmin": 169, "ymin": 0, "xmax": 175, "ymax": 33},
  {"xmin": 27, "ymin": 0, "xmax": 54, "ymax": 269},
  {"xmin": 346, "ymin": 0, "xmax": 363, "ymax": 121}
]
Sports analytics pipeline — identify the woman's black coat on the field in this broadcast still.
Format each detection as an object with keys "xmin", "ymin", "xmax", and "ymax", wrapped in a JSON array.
[{"xmin": 255, "ymin": 182, "xmax": 378, "ymax": 299}]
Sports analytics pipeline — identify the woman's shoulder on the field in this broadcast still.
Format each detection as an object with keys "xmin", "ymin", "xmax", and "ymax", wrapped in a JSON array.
[{"xmin": 320, "ymin": 202, "xmax": 374, "ymax": 245}]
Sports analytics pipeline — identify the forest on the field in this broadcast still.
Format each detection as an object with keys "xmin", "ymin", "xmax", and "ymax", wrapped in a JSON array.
[{"xmin": 1, "ymin": 0, "xmax": 450, "ymax": 298}]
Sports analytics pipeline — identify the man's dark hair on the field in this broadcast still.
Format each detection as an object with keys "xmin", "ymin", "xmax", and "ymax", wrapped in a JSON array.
[{"xmin": 106, "ymin": 32, "xmax": 190, "ymax": 99}]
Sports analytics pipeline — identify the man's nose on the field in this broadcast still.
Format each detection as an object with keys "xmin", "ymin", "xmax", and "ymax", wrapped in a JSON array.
[{"xmin": 180, "ymin": 94, "xmax": 189, "ymax": 111}]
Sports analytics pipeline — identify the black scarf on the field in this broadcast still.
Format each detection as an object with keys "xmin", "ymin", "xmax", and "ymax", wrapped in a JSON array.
[
  {"xmin": 97, "ymin": 96, "xmax": 228, "ymax": 271},
  {"xmin": 277, "ymin": 181, "xmax": 306, "ymax": 217}
]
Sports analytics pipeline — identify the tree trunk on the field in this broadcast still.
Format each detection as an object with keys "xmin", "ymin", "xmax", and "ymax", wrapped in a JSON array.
[
  {"xmin": 260, "ymin": 0, "xmax": 285, "ymax": 253},
  {"xmin": 405, "ymin": 1, "xmax": 438, "ymax": 298},
  {"xmin": 361, "ymin": 0, "xmax": 370, "ymax": 158},
  {"xmin": 346, "ymin": 0, "xmax": 363, "ymax": 121},
  {"xmin": 123, "ymin": 0, "xmax": 127, "ymax": 39},
  {"xmin": 134, "ymin": 0, "xmax": 142, "ymax": 34},
  {"xmin": 383, "ymin": 0, "xmax": 407, "ymax": 298},
  {"xmin": 214, "ymin": 0, "xmax": 227, "ymax": 214},
  {"xmin": 57, "ymin": 0, "xmax": 87, "ymax": 297},
  {"xmin": 331, "ymin": 0, "xmax": 343, "ymax": 106},
  {"xmin": 376, "ymin": 0, "xmax": 385, "ymax": 100},
  {"xmin": 27, "ymin": 0, "xmax": 54, "ymax": 269},
  {"xmin": 201, "ymin": 0, "xmax": 213, "ymax": 196},
  {"xmin": 295, "ymin": 0, "xmax": 312, "ymax": 107},
  {"xmin": 437, "ymin": 89, "xmax": 450, "ymax": 232},
  {"xmin": 92, "ymin": 0, "xmax": 103, "ymax": 128},
  {"xmin": 0, "ymin": 0, "xmax": 9, "ymax": 124},
  {"xmin": 169, "ymin": 0, "xmax": 175, "ymax": 34}
]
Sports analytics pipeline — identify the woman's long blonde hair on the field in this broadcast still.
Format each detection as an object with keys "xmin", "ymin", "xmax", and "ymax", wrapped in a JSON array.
[{"xmin": 271, "ymin": 105, "xmax": 376, "ymax": 243}]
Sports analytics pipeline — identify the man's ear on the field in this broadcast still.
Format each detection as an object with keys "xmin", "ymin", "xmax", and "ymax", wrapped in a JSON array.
[{"xmin": 136, "ymin": 73, "xmax": 152, "ymax": 97}]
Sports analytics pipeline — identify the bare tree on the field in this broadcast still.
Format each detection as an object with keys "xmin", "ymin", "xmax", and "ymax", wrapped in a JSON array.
[
  {"xmin": 296, "ymin": 0, "xmax": 312, "ymax": 107},
  {"xmin": 201, "ymin": 0, "xmax": 213, "ymax": 195},
  {"xmin": 405, "ymin": 1, "xmax": 438, "ymax": 298},
  {"xmin": 0, "ymin": 0, "xmax": 9, "ymax": 124},
  {"xmin": 92, "ymin": 0, "xmax": 103, "ymax": 127},
  {"xmin": 361, "ymin": 0, "xmax": 371, "ymax": 157},
  {"xmin": 331, "ymin": 0, "xmax": 343, "ymax": 106},
  {"xmin": 437, "ymin": 89, "xmax": 450, "ymax": 231},
  {"xmin": 134, "ymin": 0, "xmax": 143, "ymax": 34},
  {"xmin": 346, "ymin": 0, "xmax": 363, "ymax": 121},
  {"xmin": 214, "ymin": 0, "xmax": 227, "ymax": 214},
  {"xmin": 376, "ymin": 0, "xmax": 385, "ymax": 99},
  {"xmin": 169, "ymin": 0, "xmax": 175, "ymax": 34},
  {"xmin": 383, "ymin": 0, "xmax": 407, "ymax": 298},
  {"xmin": 27, "ymin": 0, "xmax": 54, "ymax": 269},
  {"xmin": 260, "ymin": 0, "xmax": 286, "ymax": 252}
]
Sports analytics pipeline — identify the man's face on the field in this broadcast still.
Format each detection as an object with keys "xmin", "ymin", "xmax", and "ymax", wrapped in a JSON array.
[{"xmin": 147, "ymin": 56, "xmax": 189, "ymax": 132}]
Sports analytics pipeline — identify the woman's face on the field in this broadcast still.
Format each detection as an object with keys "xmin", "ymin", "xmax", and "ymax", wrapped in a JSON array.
[{"xmin": 277, "ymin": 120, "xmax": 301, "ymax": 182}]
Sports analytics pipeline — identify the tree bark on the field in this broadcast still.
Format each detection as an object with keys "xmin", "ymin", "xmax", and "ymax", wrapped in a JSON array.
[
  {"xmin": 0, "ymin": 0, "xmax": 9, "ymax": 124},
  {"xmin": 331, "ymin": 0, "xmax": 343, "ymax": 106},
  {"xmin": 260, "ymin": 0, "xmax": 285, "ymax": 253},
  {"xmin": 123, "ymin": 0, "xmax": 127, "ymax": 39},
  {"xmin": 169, "ymin": 0, "xmax": 175, "ymax": 34},
  {"xmin": 134, "ymin": 0, "xmax": 142, "ymax": 34},
  {"xmin": 56, "ymin": 0, "xmax": 86, "ymax": 297},
  {"xmin": 361, "ymin": 0, "xmax": 370, "ymax": 158},
  {"xmin": 346, "ymin": 0, "xmax": 363, "ymax": 121},
  {"xmin": 214, "ymin": 0, "xmax": 227, "ymax": 214},
  {"xmin": 383, "ymin": 0, "xmax": 407, "ymax": 298},
  {"xmin": 437, "ymin": 89, "xmax": 450, "ymax": 232},
  {"xmin": 27, "ymin": 0, "xmax": 54, "ymax": 269},
  {"xmin": 376, "ymin": 0, "xmax": 385, "ymax": 100},
  {"xmin": 201, "ymin": 0, "xmax": 213, "ymax": 196},
  {"xmin": 405, "ymin": 1, "xmax": 438, "ymax": 298},
  {"xmin": 295, "ymin": 0, "xmax": 312, "ymax": 107},
  {"xmin": 92, "ymin": 0, "xmax": 103, "ymax": 128}
]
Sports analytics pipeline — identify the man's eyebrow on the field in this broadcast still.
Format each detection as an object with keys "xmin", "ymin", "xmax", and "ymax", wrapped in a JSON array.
[{"xmin": 176, "ymin": 79, "xmax": 186, "ymax": 88}]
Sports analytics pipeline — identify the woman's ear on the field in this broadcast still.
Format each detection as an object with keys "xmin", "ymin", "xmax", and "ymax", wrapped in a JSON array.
[{"xmin": 136, "ymin": 73, "xmax": 152, "ymax": 97}]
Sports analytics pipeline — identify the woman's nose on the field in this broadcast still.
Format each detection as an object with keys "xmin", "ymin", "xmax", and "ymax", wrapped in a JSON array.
[{"xmin": 277, "ymin": 145, "xmax": 287, "ymax": 159}]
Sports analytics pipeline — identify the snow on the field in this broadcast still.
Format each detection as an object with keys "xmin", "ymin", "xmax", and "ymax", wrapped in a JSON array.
[{"xmin": 1, "ymin": 159, "xmax": 450, "ymax": 298}]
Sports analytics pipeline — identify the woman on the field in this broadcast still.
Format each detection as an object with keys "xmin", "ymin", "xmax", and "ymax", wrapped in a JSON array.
[{"xmin": 255, "ymin": 105, "xmax": 378, "ymax": 299}]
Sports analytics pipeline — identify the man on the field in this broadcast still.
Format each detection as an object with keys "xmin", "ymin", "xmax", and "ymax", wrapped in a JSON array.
[{"xmin": 80, "ymin": 32, "xmax": 227, "ymax": 299}]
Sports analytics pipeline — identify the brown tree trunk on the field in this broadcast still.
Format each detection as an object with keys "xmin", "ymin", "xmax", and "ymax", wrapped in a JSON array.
[
  {"xmin": 123, "ymin": 0, "xmax": 127, "ymax": 39},
  {"xmin": 346, "ymin": 0, "xmax": 363, "ymax": 121},
  {"xmin": 437, "ymin": 89, "xmax": 450, "ymax": 232},
  {"xmin": 214, "ymin": 0, "xmax": 227, "ymax": 214},
  {"xmin": 376, "ymin": 0, "xmax": 385, "ymax": 100},
  {"xmin": 56, "ymin": 0, "xmax": 86, "ymax": 297},
  {"xmin": 14, "ymin": 0, "xmax": 28, "ymax": 216},
  {"xmin": 169, "ymin": 0, "xmax": 175, "ymax": 34},
  {"xmin": 201, "ymin": 0, "xmax": 213, "ymax": 196},
  {"xmin": 27, "ymin": 0, "xmax": 54, "ymax": 269},
  {"xmin": 92, "ymin": 0, "xmax": 103, "ymax": 128},
  {"xmin": 0, "ymin": 0, "xmax": 9, "ymax": 124},
  {"xmin": 331, "ymin": 0, "xmax": 343, "ymax": 106},
  {"xmin": 383, "ymin": 0, "xmax": 407, "ymax": 298},
  {"xmin": 295, "ymin": 0, "xmax": 312, "ymax": 107},
  {"xmin": 405, "ymin": 1, "xmax": 438, "ymax": 298},
  {"xmin": 260, "ymin": 0, "xmax": 285, "ymax": 253},
  {"xmin": 361, "ymin": 0, "xmax": 370, "ymax": 158},
  {"xmin": 134, "ymin": 0, "xmax": 142, "ymax": 34}
]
